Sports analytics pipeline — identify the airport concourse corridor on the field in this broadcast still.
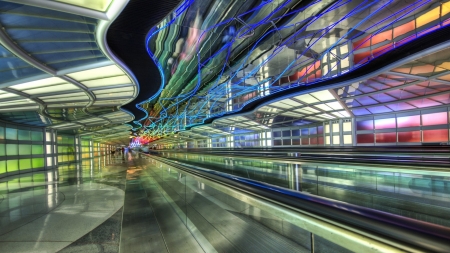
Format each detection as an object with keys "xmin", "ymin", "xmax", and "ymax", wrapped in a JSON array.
[{"xmin": 1, "ymin": 152, "xmax": 339, "ymax": 253}]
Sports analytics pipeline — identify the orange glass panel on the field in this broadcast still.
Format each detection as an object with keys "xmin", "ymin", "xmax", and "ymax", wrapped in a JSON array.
[
  {"xmin": 423, "ymin": 129, "xmax": 449, "ymax": 142},
  {"xmin": 410, "ymin": 64, "xmax": 435, "ymax": 75},
  {"xmin": 398, "ymin": 131, "xmax": 421, "ymax": 142},
  {"xmin": 438, "ymin": 73, "xmax": 450, "ymax": 81},
  {"xmin": 371, "ymin": 30, "xmax": 392, "ymax": 45},
  {"xmin": 416, "ymin": 6, "xmax": 440, "ymax": 28},
  {"xmin": 353, "ymin": 35, "xmax": 371, "ymax": 50},
  {"xmin": 393, "ymin": 21, "xmax": 415, "ymax": 38}
]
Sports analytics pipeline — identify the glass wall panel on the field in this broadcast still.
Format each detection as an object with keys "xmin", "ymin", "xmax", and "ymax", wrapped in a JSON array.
[
  {"xmin": 0, "ymin": 144, "xmax": 4, "ymax": 156},
  {"xmin": 6, "ymin": 160, "xmax": 18, "ymax": 172},
  {"xmin": 0, "ymin": 161, "xmax": 5, "ymax": 174},
  {"xmin": 302, "ymin": 138, "xmax": 309, "ymax": 145},
  {"xmin": 356, "ymin": 120, "xmax": 373, "ymax": 130},
  {"xmin": 374, "ymin": 118, "xmax": 396, "ymax": 129},
  {"xmin": 375, "ymin": 132, "xmax": 397, "ymax": 143},
  {"xmin": 6, "ymin": 128, "xmax": 17, "ymax": 140},
  {"xmin": 19, "ymin": 144, "xmax": 31, "ymax": 155},
  {"xmin": 19, "ymin": 159, "xmax": 31, "ymax": 170},
  {"xmin": 32, "ymin": 158, "xmax": 45, "ymax": 168},
  {"xmin": 0, "ymin": 127, "xmax": 4, "ymax": 139},
  {"xmin": 397, "ymin": 115, "xmax": 420, "ymax": 128},
  {"xmin": 398, "ymin": 131, "xmax": 421, "ymax": 142},
  {"xmin": 292, "ymin": 130, "xmax": 300, "ymax": 136},
  {"xmin": 6, "ymin": 144, "xmax": 18, "ymax": 156},
  {"xmin": 423, "ymin": 129, "xmax": 449, "ymax": 142},
  {"xmin": 357, "ymin": 134, "xmax": 374, "ymax": 144},
  {"xmin": 18, "ymin": 130, "xmax": 30, "ymax": 141},
  {"xmin": 32, "ymin": 145, "xmax": 44, "ymax": 155},
  {"xmin": 31, "ymin": 131, "xmax": 43, "ymax": 141},
  {"xmin": 318, "ymin": 126, "xmax": 324, "ymax": 134},
  {"xmin": 422, "ymin": 112, "xmax": 447, "ymax": 126}
]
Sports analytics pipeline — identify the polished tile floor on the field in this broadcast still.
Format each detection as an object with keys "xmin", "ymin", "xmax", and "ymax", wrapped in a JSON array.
[{"xmin": 0, "ymin": 154, "xmax": 129, "ymax": 253}]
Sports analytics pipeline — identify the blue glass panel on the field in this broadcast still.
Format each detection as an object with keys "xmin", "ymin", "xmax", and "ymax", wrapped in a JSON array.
[
  {"xmin": 7, "ymin": 30, "xmax": 96, "ymax": 42},
  {"xmin": 34, "ymin": 50, "xmax": 104, "ymax": 64},
  {"xmin": 21, "ymin": 42, "xmax": 99, "ymax": 53},
  {"xmin": 0, "ymin": 67, "xmax": 48, "ymax": 84},
  {"xmin": 48, "ymin": 57, "xmax": 109, "ymax": 71}
]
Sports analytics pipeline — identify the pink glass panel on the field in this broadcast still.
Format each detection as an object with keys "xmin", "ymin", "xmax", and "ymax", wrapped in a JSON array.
[
  {"xmin": 422, "ymin": 112, "xmax": 448, "ymax": 126},
  {"xmin": 357, "ymin": 134, "xmax": 374, "ymax": 143},
  {"xmin": 397, "ymin": 115, "xmax": 420, "ymax": 128},
  {"xmin": 375, "ymin": 132, "xmax": 397, "ymax": 143},
  {"xmin": 423, "ymin": 129, "xmax": 449, "ymax": 142},
  {"xmin": 356, "ymin": 120, "xmax": 374, "ymax": 130},
  {"xmin": 310, "ymin": 137, "xmax": 318, "ymax": 145},
  {"xmin": 398, "ymin": 131, "xmax": 421, "ymax": 142},
  {"xmin": 374, "ymin": 118, "xmax": 396, "ymax": 129}
]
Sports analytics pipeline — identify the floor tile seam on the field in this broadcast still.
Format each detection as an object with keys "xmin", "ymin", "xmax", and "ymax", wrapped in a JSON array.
[{"xmin": 0, "ymin": 191, "xmax": 67, "ymax": 237}]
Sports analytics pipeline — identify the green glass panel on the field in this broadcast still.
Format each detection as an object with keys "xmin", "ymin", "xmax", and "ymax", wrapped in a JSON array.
[
  {"xmin": 32, "ymin": 145, "xmax": 44, "ymax": 155},
  {"xmin": 0, "ymin": 127, "xmax": 4, "ymax": 139},
  {"xmin": 5, "ymin": 128, "xmax": 17, "ymax": 140},
  {"xmin": 6, "ymin": 144, "xmax": 18, "ymax": 156},
  {"xmin": 32, "ymin": 158, "xmax": 44, "ymax": 168},
  {"xmin": 33, "ymin": 173, "xmax": 45, "ymax": 182},
  {"xmin": 0, "ymin": 144, "xmax": 5, "ymax": 156},
  {"xmin": 18, "ymin": 130, "xmax": 30, "ymax": 141},
  {"xmin": 8, "ymin": 178, "xmax": 19, "ymax": 190},
  {"xmin": 7, "ymin": 160, "xmax": 18, "ymax": 172},
  {"xmin": 19, "ymin": 144, "xmax": 31, "ymax": 155},
  {"xmin": 20, "ymin": 176, "xmax": 32, "ymax": 183},
  {"xmin": 31, "ymin": 131, "xmax": 43, "ymax": 141},
  {"xmin": 0, "ymin": 161, "xmax": 6, "ymax": 174},
  {"xmin": 19, "ymin": 159, "xmax": 31, "ymax": 170}
]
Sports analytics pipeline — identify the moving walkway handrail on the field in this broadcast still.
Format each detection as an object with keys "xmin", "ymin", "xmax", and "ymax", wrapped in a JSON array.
[
  {"xmin": 154, "ymin": 148, "xmax": 450, "ymax": 167},
  {"xmin": 144, "ymin": 153, "xmax": 450, "ymax": 253}
]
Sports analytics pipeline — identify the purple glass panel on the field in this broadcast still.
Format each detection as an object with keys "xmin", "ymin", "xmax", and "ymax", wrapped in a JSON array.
[
  {"xmin": 309, "ymin": 127, "xmax": 317, "ymax": 135},
  {"xmin": 318, "ymin": 126, "xmax": 324, "ymax": 134},
  {"xmin": 356, "ymin": 120, "xmax": 373, "ymax": 130}
]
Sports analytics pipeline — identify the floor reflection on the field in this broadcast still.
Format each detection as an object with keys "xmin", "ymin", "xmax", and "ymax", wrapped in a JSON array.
[{"xmin": 0, "ymin": 155, "xmax": 127, "ymax": 253}]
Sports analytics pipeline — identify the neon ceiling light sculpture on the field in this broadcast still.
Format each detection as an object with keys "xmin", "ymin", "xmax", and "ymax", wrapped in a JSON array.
[{"xmin": 140, "ymin": 0, "xmax": 450, "ymax": 139}]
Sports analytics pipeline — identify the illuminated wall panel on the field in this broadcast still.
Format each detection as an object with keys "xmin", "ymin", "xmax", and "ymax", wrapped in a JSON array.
[
  {"xmin": 398, "ymin": 131, "xmax": 421, "ymax": 142},
  {"xmin": 375, "ymin": 132, "xmax": 397, "ymax": 143},
  {"xmin": 397, "ymin": 115, "xmax": 421, "ymax": 128},
  {"xmin": 422, "ymin": 112, "xmax": 448, "ymax": 126},
  {"xmin": 423, "ymin": 129, "xmax": 449, "ymax": 142}
]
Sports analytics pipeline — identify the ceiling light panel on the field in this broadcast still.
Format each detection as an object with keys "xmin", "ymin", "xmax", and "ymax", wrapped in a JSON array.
[
  {"xmin": 81, "ymin": 76, "xmax": 131, "ymax": 88},
  {"xmin": 310, "ymin": 90, "xmax": 335, "ymax": 101},
  {"xmin": 93, "ymin": 87, "xmax": 135, "ymax": 94},
  {"xmin": 294, "ymin": 94, "xmax": 319, "ymax": 104},
  {"xmin": 9, "ymin": 77, "xmax": 66, "ymax": 90},
  {"xmin": 67, "ymin": 65, "xmax": 125, "ymax": 81},
  {"xmin": 54, "ymin": 0, "xmax": 113, "ymax": 11},
  {"xmin": 95, "ymin": 91, "xmax": 135, "ymax": 98},
  {"xmin": 23, "ymin": 83, "xmax": 80, "ymax": 95}
]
